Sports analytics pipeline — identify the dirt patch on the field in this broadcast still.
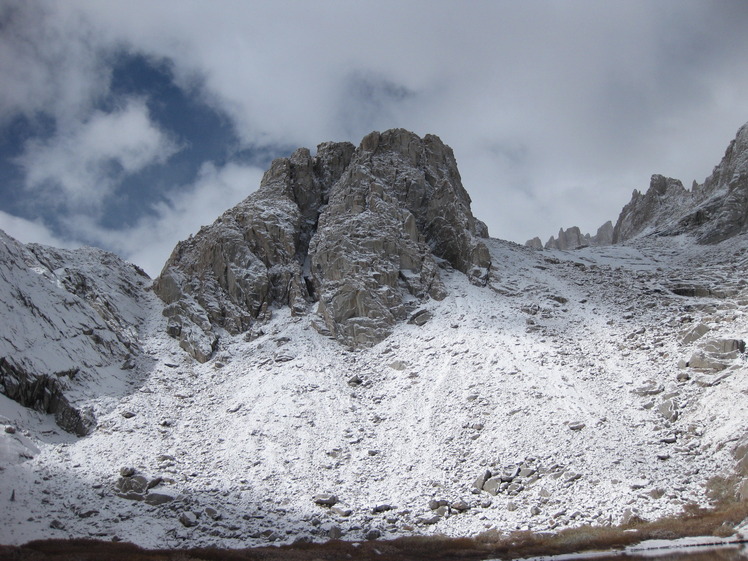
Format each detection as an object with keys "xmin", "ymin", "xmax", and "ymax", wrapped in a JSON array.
[{"xmin": 1, "ymin": 502, "xmax": 747, "ymax": 561}]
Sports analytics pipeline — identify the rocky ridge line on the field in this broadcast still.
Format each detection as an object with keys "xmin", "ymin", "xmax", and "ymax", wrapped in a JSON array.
[
  {"xmin": 526, "ymin": 121, "xmax": 748, "ymax": 249},
  {"xmin": 526, "ymin": 221, "xmax": 613, "ymax": 250},
  {"xmin": 154, "ymin": 129, "xmax": 491, "ymax": 361}
]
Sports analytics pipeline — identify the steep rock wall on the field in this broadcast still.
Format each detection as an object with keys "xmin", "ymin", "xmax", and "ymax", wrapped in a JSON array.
[{"xmin": 154, "ymin": 129, "xmax": 491, "ymax": 359}]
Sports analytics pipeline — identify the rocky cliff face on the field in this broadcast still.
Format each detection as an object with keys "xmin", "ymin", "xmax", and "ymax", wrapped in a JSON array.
[
  {"xmin": 154, "ymin": 129, "xmax": 491, "ymax": 360},
  {"xmin": 665, "ymin": 121, "xmax": 748, "ymax": 243},
  {"xmin": 613, "ymin": 122, "xmax": 748, "ymax": 244},
  {"xmin": 611, "ymin": 175, "xmax": 691, "ymax": 243},
  {"xmin": 0, "ymin": 230, "xmax": 150, "ymax": 435}
]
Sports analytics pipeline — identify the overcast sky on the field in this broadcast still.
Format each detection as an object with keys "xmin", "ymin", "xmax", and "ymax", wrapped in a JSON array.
[{"xmin": 2, "ymin": 1, "xmax": 748, "ymax": 276}]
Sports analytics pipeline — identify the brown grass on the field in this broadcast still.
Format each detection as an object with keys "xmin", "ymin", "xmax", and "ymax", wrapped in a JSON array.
[{"xmin": 1, "ymin": 501, "xmax": 747, "ymax": 561}]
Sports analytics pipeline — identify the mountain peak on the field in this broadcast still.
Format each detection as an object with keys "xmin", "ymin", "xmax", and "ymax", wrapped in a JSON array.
[{"xmin": 153, "ymin": 129, "xmax": 490, "ymax": 361}]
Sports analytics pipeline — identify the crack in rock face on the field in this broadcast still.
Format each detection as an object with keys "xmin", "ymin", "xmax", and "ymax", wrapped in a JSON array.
[{"xmin": 154, "ymin": 128, "xmax": 491, "ymax": 360}]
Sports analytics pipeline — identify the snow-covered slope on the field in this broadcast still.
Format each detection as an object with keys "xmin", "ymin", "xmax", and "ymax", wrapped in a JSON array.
[
  {"xmin": 0, "ymin": 231, "xmax": 153, "ymax": 436},
  {"xmin": 1, "ymin": 232, "xmax": 746, "ymax": 548}
]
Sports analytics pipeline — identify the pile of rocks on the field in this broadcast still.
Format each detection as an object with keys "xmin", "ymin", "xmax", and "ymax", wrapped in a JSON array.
[
  {"xmin": 114, "ymin": 466, "xmax": 178, "ymax": 506},
  {"xmin": 472, "ymin": 459, "xmax": 572, "ymax": 498}
]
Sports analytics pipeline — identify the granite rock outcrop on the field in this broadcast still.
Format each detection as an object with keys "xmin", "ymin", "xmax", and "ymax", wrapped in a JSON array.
[
  {"xmin": 154, "ymin": 129, "xmax": 491, "ymax": 360},
  {"xmin": 611, "ymin": 175, "xmax": 691, "ymax": 244}
]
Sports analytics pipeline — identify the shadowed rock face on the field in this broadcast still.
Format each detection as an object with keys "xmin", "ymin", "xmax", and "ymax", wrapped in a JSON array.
[{"xmin": 154, "ymin": 129, "xmax": 491, "ymax": 360}]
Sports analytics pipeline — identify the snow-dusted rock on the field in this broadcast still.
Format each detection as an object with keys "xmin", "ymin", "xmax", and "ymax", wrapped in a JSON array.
[
  {"xmin": 179, "ymin": 511, "xmax": 198, "ymax": 527},
  {"xmin": 115, "ymin": 474, "xmax": 149, "ymax": 495},
  {"xmin": 313, "ymin": 493, "xmax": 339, "ymax": 507},
  {"xmin": 155, "ymin": 129, "xmax": 491, "ymax": 358},
  {"xmin": 670, "ymin": 122, "xmax": 748, "ymax": 243},
  {"xmin": 153, "ymin": 142, "xmax": 355, "ymax": 361},
  {"xmin": 525, "ymin": 236, "xmax": 543, "ymax": 249},
  {"xmin": 687, "ymin": 338, "xmax": 745, "ymax": 371},
  {"xmin": 537, "ymin": 122, "xmax": 748, "ymax": 248},
  {"xmin": 610, "ymin": 123, "xmax": 748, "ymax": 245},
  {"xmin": 680, "ymin": 323, "xmax": 711, "ymax": 345},
  {"xmin": 144, "ymin": 489, "xmax": 178, "ymax": 506},
  {"xmin": 5, "ymin": 126, "xmax": 748, "ymax": 550},
  {"xmin": 0, "ymin": 230, "xmax": 151, "ymax": 435},
  {"xmin": 593, "ymin": 220, "xmax": 615, "ymax": 245},
  {"xmin": 657, "ymin": 399, "xmax": 679, "ymax": 423},
  {"xmin": 612, "ymin": 175, "xmax": 691, "ymax": 243}
]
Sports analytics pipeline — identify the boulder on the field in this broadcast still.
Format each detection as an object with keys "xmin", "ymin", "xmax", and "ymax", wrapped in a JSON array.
[
  {"xmin": 658, "ymin": 400, "xmax": 679, "ymax": 423},
  {"xmin": 483, "ymin": 477, "xmax": 503, "ymax": 496},
  {"xmin": 179, "ymin": 511, "xmax": 198, "ymax": 528},
  {"xmin": 313, "ymin": 493, "xmax": 338, "ymax": 507},
  {"xmin": 473, "ymin": 470, "xmax": 492, "ymax": 490},
  {"xmin": 144, "ymin": 490, "xmax": 177, "ymax": 506},
  {"xmin": 703, "ymin": 339, "xmax": 746, "ymax": 354},
  {"xmin": 450, "ymin": 499, "xmax": 470, "ymax": 512},
  {"xmin": 501, "ymin": 466, "xmax": 521, "ymax": 482},
  {"xmin": 680, "ymin": 323, "xmax": 711, "ymax": 345},
  {"xmin": 115, "ymin": 475, "xmax": 148, "ymax": 495},
  {"xmin": 330, "ymin": 506, "xmax": 353, "ymax": 517},
  {"xmin": 688, "ymin": 352, "xmax": 731, "ymax": 371},
  {"xmin": 409, "ymin": 309, "xmax": 433, "ymax": 326},
  {"xmin": 632, "ymin": 381, "xmax": 664, "ymax": 396},
  {"xmin": 687, "ymin": 338, "xmax": 745, "ymax": 371},
  {"xmin": 203, "ymin": 507, "xmax": 221, "ymax": 520}
]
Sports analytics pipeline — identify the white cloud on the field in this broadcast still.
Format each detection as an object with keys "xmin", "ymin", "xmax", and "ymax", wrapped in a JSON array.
[
  {"xmin": 18, "ymin": 99, "xmax": 179, "ymax": 210},
  {"xmin": 64, "ymin": 161, "xmax": 264, "ymax": 277},
  {"xmin": 0, "ymin": 210, "xmax": 78, "ymax": 249},
  {"xmin": 4, "ymin": 0, "xmax": 748, "ymax": 256},
  {"xmin": 0, "ymin": 1, "xmax": 112, "ymax": 127}
]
